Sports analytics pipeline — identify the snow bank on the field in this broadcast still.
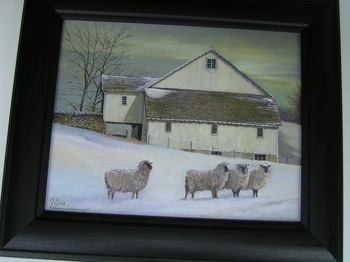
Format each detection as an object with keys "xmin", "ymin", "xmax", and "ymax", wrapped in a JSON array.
[{"xmin": 45, "ymin": 124, "xmax": 301, "ymax": 221}]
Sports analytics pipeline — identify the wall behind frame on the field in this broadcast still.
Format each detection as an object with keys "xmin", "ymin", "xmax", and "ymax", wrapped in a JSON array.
[
  {"xmin": 0, "ymin": 0, "xmax": 348, "ymax": 261},
  {"xmin": 0, "ymin": 1, "xmax": 76, "ymax": 262}
]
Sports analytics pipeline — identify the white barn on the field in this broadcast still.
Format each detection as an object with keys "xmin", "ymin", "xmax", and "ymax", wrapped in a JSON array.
[{"xmin": 101, "ymin": 48, "xmax": 281, "ymax": 161}]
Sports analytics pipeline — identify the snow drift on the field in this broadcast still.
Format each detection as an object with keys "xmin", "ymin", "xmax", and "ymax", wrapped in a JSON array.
[{"xmin": 45, "ymin": 124, "xmax": 301, "ymax": 221}]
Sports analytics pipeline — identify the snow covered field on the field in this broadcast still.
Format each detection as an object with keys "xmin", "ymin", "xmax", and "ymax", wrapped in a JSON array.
[{"xmin": 45, "ymin": 124, "xmax": 301, "ymax": 221}]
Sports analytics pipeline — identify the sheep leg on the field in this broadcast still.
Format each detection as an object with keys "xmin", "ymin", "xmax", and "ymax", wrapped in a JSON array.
[
  {"xmin": 252, "ymin": 189, "xmax": 258, "ymax": 197},
  {"xmin": 135, "ymin": 191, "xmax": 139, "ymax": 199},
  {"xmin": 107, "ymin": 189, "xmax": 111, "ymax": 199},
  {"xmin": 109, "ymin": 191, "xmax": 115, "ymax": 200},
  {"xmin": 107, "ymin": 190, "xmax": 114, "ymax": 200},
  {"xmin": 191, "ymin": 192, "xmax": 195, "ymax": 199},
  {"xmin": 232, "ymin": 190, "xmax": 237, "ymax": 198},
  {"xmin": 184, "ymin": 183, "xmax": 190, "ymax": 199},
  {"xmin": 236, "ymin": 190, "xmax": 240, "ymax": 198}
]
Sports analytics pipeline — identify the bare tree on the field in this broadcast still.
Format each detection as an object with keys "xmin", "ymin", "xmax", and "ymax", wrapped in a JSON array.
[
  {"xmin": 63, "ymin": 22, "xmax": 133, "ymax": 112},
  {"xmin": 278, "ymin": 82, "xmax": 301, "ymax": 123},
  {"xmin": 287, "ymin": 82, "xmax": 301, "ymax": 123}
]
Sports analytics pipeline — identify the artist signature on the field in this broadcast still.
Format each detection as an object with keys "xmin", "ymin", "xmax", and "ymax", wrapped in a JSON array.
[
  {"xmin": 49, "ymin": 197, "xmax": 89, "ymax": 212},
  {"xmin": 49, "ymin": 197, "xmax": 67, "ymax": 208}
]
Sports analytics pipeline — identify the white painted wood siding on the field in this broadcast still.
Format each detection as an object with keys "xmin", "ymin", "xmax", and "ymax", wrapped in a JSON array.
[
  {"xmin": 103, "ymin": 93, "xmax": 143, "ymax": 123},
  {"xmin": 147, "ymin": 121, "xmax": 278, "ymax": 156},
  {"xmin": 152, "ymin": 53, "xmax": 265, "ymax": 95}
]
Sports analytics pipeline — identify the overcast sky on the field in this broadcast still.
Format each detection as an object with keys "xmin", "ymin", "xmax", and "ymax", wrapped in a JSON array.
[{"xmin": 57, "ymin": 20, "xmax": 300, "ymax": 109}]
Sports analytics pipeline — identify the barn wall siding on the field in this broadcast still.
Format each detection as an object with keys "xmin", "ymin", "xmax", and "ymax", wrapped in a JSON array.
[
  {"xmin": 103, "ymin": 93, "xmax": 144, "ymax": 124},
  {"xmin": 146, "ymin": 121, "xmax": 279, "ymax": 159}
]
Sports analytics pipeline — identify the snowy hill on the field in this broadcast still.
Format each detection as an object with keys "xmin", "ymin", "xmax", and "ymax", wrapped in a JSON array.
[{"xmin": 46, "ymin": 124, "xmax": 301, "ymax": 221}]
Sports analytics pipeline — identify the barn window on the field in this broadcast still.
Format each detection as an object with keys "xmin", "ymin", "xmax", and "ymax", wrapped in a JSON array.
[
  {"xmin": 211, "ymin": 124, "xmax": 218, "ymax": 135},
  {"xmin": 206, "ymin": 58, "xmax": 217, "ymax": 70},
  {"xmin": 165, "ymin": 122, "xmax": 172, "ymax": 133},
  {"xmin": 211, "ymin": 150, "xmax": 222, "ymax": 156},
  {"xmin": 122, "ymin": 96, "xmax": 127, "ymax": 105},
  {"xmin": 257, "ymin": 128, "xmax": 264, "ymax": 138},
  {"xmin": 254, "ymin": 154, "xmax": 267, "ymax": 161}
]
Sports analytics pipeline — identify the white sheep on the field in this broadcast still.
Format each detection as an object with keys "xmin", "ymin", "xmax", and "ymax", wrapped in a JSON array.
[
  {"xmin": 246, "ymin": 164, "xmax": 271, "ymax": 197},
  {"xmin": 224, "ymin": 163, "xmax": 250, "ymax": 198},
  {"xmin": 184, "ymin": 162, "xmax": 229, "ymax": 199},
  {"xmin": 104, "ymin": 160, "xmax": 153, "ymax": 199}
]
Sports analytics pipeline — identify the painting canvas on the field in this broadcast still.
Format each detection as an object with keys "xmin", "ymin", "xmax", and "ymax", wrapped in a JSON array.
[{"xmin": 45, "ymin": 20, "xmax": 302, "ymax": 221}]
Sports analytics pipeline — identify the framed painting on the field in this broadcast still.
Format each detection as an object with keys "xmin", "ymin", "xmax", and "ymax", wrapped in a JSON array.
[{"xmin": 0, "ymin": 0, "xmax": 342, "ymax": 261}]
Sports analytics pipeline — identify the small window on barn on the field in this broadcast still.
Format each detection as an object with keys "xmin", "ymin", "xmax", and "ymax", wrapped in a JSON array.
[
  {"xmin": 122, "ymin": 96, "xmax": 127, "ymax": 105},
  {"xmin": 206, "ymin": 58, "xmax": 217, "ymax": 70},
  {"xmin": 165, "ymin": 122, "xmax": 172, "ymax": 133},
  {"xmin": 254, "ymin": 154, "xmax": 267, "ymax": 161},
  {"xmin": 211, "ymin": 150, "xmax": 222, "ymax": 156},
  {"xmin": 257, "ymin": 128, "xmax": 264, "ymax": 138},
  {"xmin": 211, "ymin": 124, "xmax": 218, "ymax": 135}
]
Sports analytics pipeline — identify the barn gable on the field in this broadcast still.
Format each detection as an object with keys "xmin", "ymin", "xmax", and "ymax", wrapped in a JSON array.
[{"xmin": 150, "ymin": 48, "xmax": 271, "ymax": 96}]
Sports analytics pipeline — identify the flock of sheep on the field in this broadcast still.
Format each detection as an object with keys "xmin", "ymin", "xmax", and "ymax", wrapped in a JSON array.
[{"xmin": 104, "ymin": 160, "xmax": 271, "ymax": 200}]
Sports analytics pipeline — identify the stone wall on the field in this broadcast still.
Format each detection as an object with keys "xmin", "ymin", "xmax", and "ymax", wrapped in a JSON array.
[{"xmin": 53, "ymin": 112, "xmax": 104, "ymax": 133}]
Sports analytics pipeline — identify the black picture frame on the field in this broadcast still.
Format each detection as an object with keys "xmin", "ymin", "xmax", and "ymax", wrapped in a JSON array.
[{"xmin": 0, "ymin": 0, "xmax": 342, "ymax": 261}]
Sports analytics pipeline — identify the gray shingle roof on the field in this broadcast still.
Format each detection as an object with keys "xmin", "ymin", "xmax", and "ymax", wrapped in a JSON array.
[
  {"xmin": 101, "ymin": 74, "xmax": 158, "ymax": 92},
  {"xmin": 145, "ymin": 89, "xmax": 281, "ymax": 127}
]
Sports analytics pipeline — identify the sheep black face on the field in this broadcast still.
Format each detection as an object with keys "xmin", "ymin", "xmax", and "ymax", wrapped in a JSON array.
[
  {"xmin": 221, "ymin": 163, "xmax": 229, "ymax": 173},
  {"xmin": 143, "ymin": 160, "xmax": 153, "ymax": 171},
  {"xmin": 216, "ymin": 162, "xmax": 229, "ymax": 172},
  {"xmin": 237, "ymin": 164, "xmax": 249, "ymax": 174},
  {"xmin": 260, "ymin": 164, "xmax": 271, "ymax": 173},
  {"xmin": 225, "ymin": 165, "xmax": 229, "ymax": 173}
]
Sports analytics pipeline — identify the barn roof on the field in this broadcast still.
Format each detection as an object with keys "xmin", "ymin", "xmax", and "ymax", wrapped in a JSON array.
[
  {"xmin": 101, "ymin": 74, "xmax": 158, "ymax": 92},
  {"xmin": 145, "ymin": 89, "xmax": 281, "ymax": 128}
]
